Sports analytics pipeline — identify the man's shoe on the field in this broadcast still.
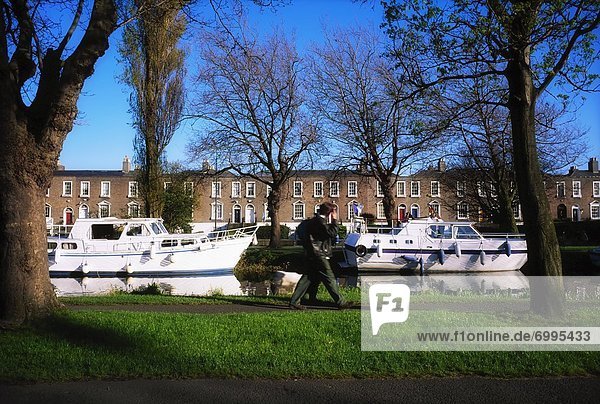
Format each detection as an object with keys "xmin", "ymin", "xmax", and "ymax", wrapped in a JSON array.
[
  {"xmin": 337, "ymin": 301, "xmax": 353, "ymax": 310},
  {"xmin": 289, "ymin": 303, "xmax": 306, "ymax": 310}
]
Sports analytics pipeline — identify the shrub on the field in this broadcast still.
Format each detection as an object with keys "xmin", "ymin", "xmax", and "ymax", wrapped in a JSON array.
[
  {"xmin": 234, "ymin": 250, "xmax": 281, "ymax": 282},
  {"xmin": 256, "ymin": 224, "xmax": 291, "ymax": 240}
]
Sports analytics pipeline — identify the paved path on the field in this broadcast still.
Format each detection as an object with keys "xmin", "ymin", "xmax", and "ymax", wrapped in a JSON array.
[{"xmin": 2, "ymin": 376, "xmax": 599, "ymax": 403}]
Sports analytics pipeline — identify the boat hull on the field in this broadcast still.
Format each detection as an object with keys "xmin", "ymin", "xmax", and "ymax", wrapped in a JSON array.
[
  {"xmin": 48, "ymin": 235, "xmax": 254, "ymax": 278},
  {"xmin": 343, "ymin": 232, "xmax": 528, "ymax": 273}
]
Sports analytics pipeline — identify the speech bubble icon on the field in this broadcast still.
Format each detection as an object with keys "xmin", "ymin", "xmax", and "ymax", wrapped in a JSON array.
[{"xmin": 369, "ymin": 283, "xmax": 411, "ymax": 336}]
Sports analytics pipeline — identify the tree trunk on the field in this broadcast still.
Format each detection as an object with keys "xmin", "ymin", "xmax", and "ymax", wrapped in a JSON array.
[
  {"xmin": 268, "ymin": 187, "xmax": 282, "ymax": 248},
  {"xmin": 381, "ymin": 177, "xmax": 396, "ymax": 226},
  {"xmin": 506, "ymin": 47, "xmax": 564, "ymax": 316},
  {"xmin": 495, "ymin": 184, "xmax": 518, "ymax": 234},
  {"xmin": 0, "ymin": 122, "xmax": 60, "ymax": 325}
]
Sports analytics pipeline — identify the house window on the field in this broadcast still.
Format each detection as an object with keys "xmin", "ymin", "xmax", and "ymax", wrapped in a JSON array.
[
  {"xmin": 572, "ymin": 181, "xmax": 581, "ymax": 198},
  {"xmin": 184, "ymin": 182, "xmax": 194, "ymax": 197},
  {"xmin": 314, "ymin": 181, "xmax": 324, "ymax": 197},
  {"xmin": 45, "ymin": 203, "xmax": 51, "ymax": 218},
  {"xmin": 232, "ymin": 181, "xmax": 241, "ymax": 198},
  {"xmin": 593, "ymin": 181, "xmax": 600, "ymax": 198},
  {"xmin": 430, "ymin": 181, "xmax": 440, "ymax": 197},
  {"xmin": 293, "ymin": 202, "xmax": 305, "ymax": 220},
  {"xmin": 211, "ymin": 181, "xmax": 222, "ymax": 198},
  {"xmin": 98, "ymin": 201, "xmax": 110, "ymax": 218},
  {"xmin": 512, "ymin": 202, "xmax": 521, "ymax": 220},
  {"xmin": 590, "ymin": 201, "xmax": 599, "ymax": 220},
  {"xmin": 80, "ymin": 181, "xmax": 90, "ymax": 197},
  {"xmin": 556, "ymin": 182, "xmax": 566, "ymax": 198},
  {"xmin": 211, "ymin": 202, "xmax": 223, "ymax": 220},
  {"xmin": 348, "ymin": 181, "xmax": 358, "ymax": 197},
  {"xmin": 262, "ymin": 203, "xmax": 270, "ymax": 221},
  {"xmin": 246, "ymin": 182, "xmax": 256, "ymax": 198},
  {"xmin": 410, "ymin": 181, "xmax": 420, "ymax": 197},
  {"xmin": 128, "ymin": 182, "xmax": 138, "ymax": 198},
  {"xmin": 266, "ymin": 185, "xmax": 271, "ymax": 197},
  {"xmin": 456, "ymin": 181, "xmax": 466, "ymax": 198},
  {"xmin": 429, "ymin": 201, "xmax": 441, "ymax": 218},
  {"xmin": 376, "ymin": 202, "xmax": 385, "ymax": 219},
  {"xmin": 457, "ymin": 202, "xmax": 469, "ymax": 220},
  {"xmin": 396, "ymin": 181, "xmax": 406, "ymax": 197},
  {"xmin": 127, "ymin": 202, "xmax": 140, "ymax": 218},
  {"xmin": 62, "ymin": 181, "xmax": 72, "ymax": 197},
  {"xmin": 477, "ymin": 182, "xmax": 485, "ymax": 197},
  {"xmin": 46, "ymin": 188, "xmax": 50, "ymax": 197},
  {"xmin": 293, "ymin": 181, "xmax": 303, "ymax": 197},
  {"xmin": 100, "ymin": 181, "xmax": 111, "ymax": 197},
  {"xmin": 330, "ymin": 181, "xmax": 339, "ymax": 197},
  {"xmin": 376, "ymin": 182, "xmax": 384, "ymax": 197},
  {"xmin": 163, "ymin": 181, "xmax": 172, "ymax": 190}
]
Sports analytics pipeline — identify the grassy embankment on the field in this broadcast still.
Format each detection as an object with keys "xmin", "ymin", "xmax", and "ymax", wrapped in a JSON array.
[{"xmin": 1, "ymin": 290, "xmax": 599, "ymax": 383}]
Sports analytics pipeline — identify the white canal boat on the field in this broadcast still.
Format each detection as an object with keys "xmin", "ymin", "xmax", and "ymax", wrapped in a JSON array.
[
  {"xmin": 343, "ymin": 217, "xmax": 527, "ymax": 273},
  {"xmin": 48, "ymin": 218, "xmax": 258, "ymax": 277}
]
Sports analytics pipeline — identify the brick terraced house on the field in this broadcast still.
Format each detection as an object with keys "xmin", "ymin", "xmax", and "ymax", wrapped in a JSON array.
[{"xmin": 44, "ymin": 156, "xmax": 600, "ymax": 234}]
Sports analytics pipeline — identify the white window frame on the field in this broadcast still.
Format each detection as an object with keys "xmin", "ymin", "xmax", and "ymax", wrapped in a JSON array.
[
  {"xmin": 46, "ymin": 188, "xmax": 50, "ymax": 197},
  {"xmin": 128, "ymin": 181, "xmax": 138, "ymax": 198},
  {"xmin": 266, "ymin": 185, "xmax": 272, "ymax": 197},
  {"xmin": 429, "ymin": 201, "xmax": 441, "ymax": 218},
  {"xmin": 593, "ymin": 181, "xmax": 600, "ymax": 198},
  {"xmin": 376, "ymin": 182, "xmax": 384, "ymax": 197},
  {"xmin": 347, "ymin": 181, "xmax": 358, "ymax": 197},
  {"xmin": 98, "ymin": 201, "xmax": 111, "ymax": 218},
  {"xmin": 163, "ymin": 181, "xmax": 172, "ymax": 191},
  {"xmin": 45, "ymin": 203, "xmax": 52, "ymax": 218},
  {"xmin": 62, "ymin": 181, "xmax": 72, "ymax": 197},
  {"xmin": 410, "ymin": 181, "xmax": 420, "ymax": 197},
  {"xmin": 211, "ymin": 201, "xmax": 223, "ymax": 220},
  {"xmin": 314, "ymin": 181, "xmax": 324, "ymax": 198},
  {"xmin": 292, "ymin": 201, "xmax": 305, "ymax": 220},
  {"xmin": 80, "ymin": 181, "xmax": 90, "ymax": 198},
  {"xmin": 246, "ymin": 182, "xmax": 256, "ymax": 198},
  {"xmin": 572, "ymin": 181, "xmax": 581, "ymax": 198},
  {"xmin": 262, "ymin": 203, "xmax": 270, "ymax": 221},
  {"xmin": 396, "ymin": 181, "xmax": 406, "ymax": 197},
  {"xmin": 512, "ymin": 202, "xmax": 522, "ymax": 220},
  {"xmin": 556, "ymin": 181, "xmax": 566, "ymax": 198},
  {"xmin": 100, "ymin": 181, "xmax": 111, "ymax": 198},
  {"xmin": 590, "ymin": 201, "xmax": 600, "ymax": 220},
  {"xmin": 79, "ymin": 203, "xmax": 89, "ymax": 219},
  {"xmin": 127, "ymin": 202, "xmax": 140, "ymax": 218},
  {"xmin": 231, "ymin": 181, "xmax": 241, "ymax": 198},
  {"xmin": 456, "ymin": 181, "xmax": 466, "ymax": 198},
  {"xmin": 376, "ymin": 202, "xmax": 385, "ymax": 219},
  {"xmin": 184, "ymin": 182, "xmax": 194, "ymax": 197},
  {"xmin": 430, "ymin": 181, "xmax": 440, "ymax": 197},
  {"xmin": 330, "ymin": 181, "xmax": 339, "ymax": 197},
  {"xmin": 211, "ymin": 181, "xmax": 222, "ymax": 198},
  {"xmin": 293, "ymin": 181, "xmax": 303, "ymax": 198},
  {"xmin": 457, "ymin": 202, "xmax": 469, "ymax": 220}
]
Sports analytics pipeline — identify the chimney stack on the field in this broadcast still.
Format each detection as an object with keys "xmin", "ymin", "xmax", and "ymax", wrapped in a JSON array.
[
  {"xmin": 589, "ymin": 157, "xmax": 599, "ymax": 173},
  {"xmin": 437, "ymin": 158, "xmax": 446, "ymax": 172},
  {"xmin": 122, "ymin": 155, "xmax": 131, "ymax": 173}
]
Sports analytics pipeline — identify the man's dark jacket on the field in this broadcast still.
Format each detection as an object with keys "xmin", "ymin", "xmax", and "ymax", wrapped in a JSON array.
[{"xmin": 303, "ymin": 215, "xmax": 338, "ymax": 259}]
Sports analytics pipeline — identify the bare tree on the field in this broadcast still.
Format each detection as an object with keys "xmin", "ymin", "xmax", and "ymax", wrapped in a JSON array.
[
  {"xmin": 383, "ymin": 0, "xmax": 600, "ymax": 315},
  {"xmin": 188, "ymin": 22, "xmax": 317, "ymax": 247},
  {"xmin": 119, "ymin": 0, "xmax": 186, "ymax": 218},
  {"xmin": 0, "ymin": 0, "xmax": 119, "ymax": 325},
  {"xmin": 307, "ymin": 27, "xmax": 441, "ymax": 226}
]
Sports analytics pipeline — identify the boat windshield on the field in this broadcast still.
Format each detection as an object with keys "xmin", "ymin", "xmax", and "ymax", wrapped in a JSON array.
[
  {"xmin": 454, "ymin": 225, "xmax": 481, "ymax": 239},
  {"xmin": 150, "ymin": 222, "xmax": 169, "ymax": 235},
  {"xmin": 427, "ymin": 224, "xmax": 453, "ymax": 239}
]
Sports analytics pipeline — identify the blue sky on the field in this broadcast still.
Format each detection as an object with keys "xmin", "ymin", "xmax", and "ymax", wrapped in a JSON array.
[{"xmin": 59, "ymin": 0, "xmax": 600, "ymax": 170}]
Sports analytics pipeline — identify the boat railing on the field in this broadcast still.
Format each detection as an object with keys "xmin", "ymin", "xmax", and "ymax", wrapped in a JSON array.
[
  {"xmin": 47, "ymin": 224, "xmax": 73, "ymax": 237},
  {"xmin": 482, "ymin": 233, "xmax": 527, "ymax": 239},
  {"xmin": 207, "ymin": 225, "xmax": 259, "ymax": 242}
]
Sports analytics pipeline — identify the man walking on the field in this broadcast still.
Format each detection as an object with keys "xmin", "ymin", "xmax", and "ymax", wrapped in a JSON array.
[{"xmin": 289, "ymin": 202, "xmax": 351, "ymax": 310}]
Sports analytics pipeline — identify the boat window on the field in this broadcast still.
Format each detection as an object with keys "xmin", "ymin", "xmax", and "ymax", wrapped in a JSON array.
[
  {"xmin": 161, "ymin": 239, "xmax": 178, "ymax": 248},
  {"xmin": 61, "ymin": 242, "xmax": 78, "ymax": 250},
  {"xmin": 158, "ymin": 222, "xmax": 169, "ymax": 234},
  {"xmin": 126, "ymin": 224, "xmax": 147, "ymax": 236},
  {"xmin": 454, "ymin": 226, "xmax": 480, "ymax": 239},
  {"xmin": 181, "ymin": 239, "xmax": 196, "ymax": 246},
  {"xmin": 47, "ymin": 242, "xmax": 57, "ymax": 250},
  {"xmin": 428, "ymin": 225, "xmax": 452, "ymax": 239},
  {"xmin": 91, "ymin": 224, "xmax": 124, "ymax": 240}
]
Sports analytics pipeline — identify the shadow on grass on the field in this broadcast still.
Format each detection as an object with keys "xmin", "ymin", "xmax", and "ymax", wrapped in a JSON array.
[{"xmin": 32, "ymin": 311, "xmax": 147, "ymax": 354}]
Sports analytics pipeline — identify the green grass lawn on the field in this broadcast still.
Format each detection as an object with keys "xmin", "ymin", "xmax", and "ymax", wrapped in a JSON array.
[{"xmin": 1, "ymin": 292, "xmax": 599, "ymax": 382}]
